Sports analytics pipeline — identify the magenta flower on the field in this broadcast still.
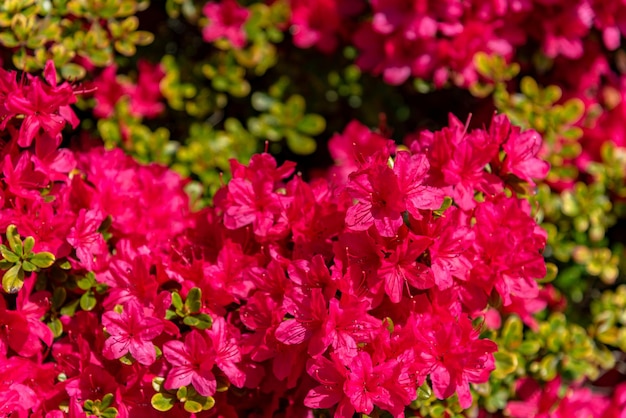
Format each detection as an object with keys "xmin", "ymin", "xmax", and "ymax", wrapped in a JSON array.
[
  {"xmin": 377, "ymin": 230, "xmax": 434, "ymax": 303},
  {"xmin": 102, "ymin": 300, "xmax": 163, "ymax": 365},
  {"xmin": 128, "ymin": 60, "xmax": 165, "ymax": 118},
  {"xmin": 202, "ymin": 0, "xmax": 250, "ymax": 48},
  {"xmin": 414, "ymin": 312, "xmax": 497, "ymax": 408},
  {"xmin": 304, "ymin": 354, "xmax": 354, "ymax": 417},
  {"xmin": 327, "ymin": 119, "xmax": 396, "ymax": 182},
  {"xmin": 4, "ymin": 61, "xmax": 78, "ymax": 147},
  {"xmin": 206, "ymin": 317, "xmax": 246, "ymax": 388},
  {"xmin": 163, "ymin": 330, "xmax": 217, "ymax": 396},
  {"xmin": 92, "ymin": 65, "xmax": 127, "ymax": 118},
  {"xmin": 505, "ymin": 377, "xmax": 562, "ymax": 418},
  {"xmin": 343, "ymin": 352, "xmax": 395, "ymax": 414},
  {"xmin": 66, "ymin": 209, "xmax": 107, "ymax": 271},
  {"xmin": 345, "ymin": 157, "xmax": 405, "ymax": 236}
]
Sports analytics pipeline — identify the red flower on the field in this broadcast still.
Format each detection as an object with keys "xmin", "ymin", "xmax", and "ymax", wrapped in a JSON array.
[
  {"xmin": 345, "ymin": 157, "xmax": 405, "ymax": 236},
  {"xmin": 304, "ymin": 354, "xmax": 354, "ymax": 417},
  {"xmin": 163, "ymin": 330, "xmax": 217, "ymax": 397},
  {"xmin": 66, "ymin": 209, "xmax": 107, "ymax": 271},
  {"xmin": 206, "ymin": 317, "xmax": 246, "ymax": 388},
  {"xmin": 414, "ymin": 312, "xmax": 497, "ymax": 408},
  {"xmin": 202, "ymin": 0, "xmax": 250, "ymax": 48},
  {"xmin": 377, "ymin": 229, "xmax": 434, "ymax": 303},
  {"xmin": 102, "ymin": 300, "xmax": 163, "ymax": 365},
  {"xmin": 4, "ymin": 61, "xmax": 78, "ymax": 147},
  {"xmin": 343, "ymin": 351, "xmax": 395, "ymax": 414}
]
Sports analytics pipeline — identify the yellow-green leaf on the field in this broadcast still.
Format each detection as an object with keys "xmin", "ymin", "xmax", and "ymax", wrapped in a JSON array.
[
  {"xmin": 2, "ymin": 264, "xmax": 24, "ymax": 294},
  {"xmin": 151, "ymin": 393, "xmax": 175, "ymax": 412}
]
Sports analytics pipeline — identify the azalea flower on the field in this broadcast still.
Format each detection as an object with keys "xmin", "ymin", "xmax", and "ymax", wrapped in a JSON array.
[
  {"xmin": 102, "ymin": 300, "xmax": 163, "ymax": 365},
  {"xmin": 163, "ymin": 330, "xmax": 217, "ymax": 397}
]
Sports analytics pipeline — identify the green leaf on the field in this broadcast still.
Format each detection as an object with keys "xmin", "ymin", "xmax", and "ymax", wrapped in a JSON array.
[
  {"xmin": 517, "ymin": 340, "xmax": 541, "ymax": 356},
  {"xmin": 22, "ymin": 260, "xmax": 38, "ymax": 272},
  {"xmin": 185, "ymin": 287, "xmax": 202, "ymax": 314},
  {"xmin": 80, "ymin": 290, "xmax": 97, "ymax": 311},
  {"xmin": 0, "ymin": 245, "xmax": 20, "ymax": 263},
  {"xmin": 84, "ymin": 400, "xmax": 94, "ymax": 411},
  {"xmin": 561, "ymin": 99, "xmax": 585, "ymax": 123},
  {"xmin": 493, "ymin": 351, "xmax": 519, "ymax": 379},
  {"xmin": 23, "ymin": 236, "xmax": 35, "ymax": 255},
  {"xmin": 520, "ymin": 76, "xmax": 539, "ymax": 98},
  {"xmin": 501, "ymin": 315, "xmax": 523, "ymax": 350},
  {"xmin": 296, "ymin": 114, "xmax": 326, "ymax": 135},
  {"xmin": 48, "ymin": 318, "xmax": 64, "ymax": 338},
  {"xmin": 76, "ymin": 273, "xmax": 95, "ymax": 290},
  {"xmin": 183, "ymin": 314, "xmax": 213, "ymax": 330},
  {"xmin": 194, "ymin": 313, "xmax": 213, "ymax": 329},
  {"xmin": 536, "ymin": 354, "xmax": 559, "ymax": 380},
  {"xmin": 2, "ymin": 264, "xmax": 24, "ymax": 293},
  {"xmin": 202, "ymin": 396, "xmax": 216, "ymax": 410},
  {"xmin": 0, "ymin": 32, "xmax": 19, "ymax": 47},
  {"xmin": 60, "ymin": 63, "xmax": 86, "ymax": 80},
  {"xmin": 6, "ymin": 225, "xmax": 22, "ymax": 254},
  {"xmin": 284, "ymin": 95, "xmax": 305, "ymax": 119},
  {"xmin": 171, "ymin": 292, "xmax": 183, "ymax": 310},
  {"xmin": 152, "ymin": 377, "xmax": 165, "ymax": 392},
  {"xmin": 183, "ymin": 314, "xmax": 213, "ymax": 329},
  {"xmin": 129, "ymin": 30, "xmax": 154, "ymax": 46},
  {"xmin": 251, "ymin": 92, "xmax": 274, "ymax": 111},
  {"xmin": 285, "ymin": 130, "xmax": 316, "ymax": 155},
  {"xmin": 151, "ymin": 393, "xmax": 175, "ymax": 412},
  {"xmin": 52, "ymin": 287, "xmax": 67, "ymax": 309},
  {"xmin": 30, "ymin": 252, "xmax": 55, "ymax": 268},
  {"xmin": 184, "ymin": 400, "xmax": 203, "ymax": 413},
  {"xmin": 473, "ymin": 52, "xmax": 492, "ymax": 78},
  {"xmin": 114, "ymin": 39, "xmax": 136, "ymax": 56},
  {"xmin": 417, "ymin": 382, "xmax": 432, "ymax": 401},
  {"xmin": 176, "ymin": 386, "xmax": 188, "ymax": 400},
  {"xmin": 60, "ymin": 299, "xmax": 80, "ymax": 316},
  {"xmin": 101, "ymin": 393, "xmax": 115, "ymax": 409},
  {"xmin": 100, "ymin": 407, "xmax": 119, "ymax": 418}
]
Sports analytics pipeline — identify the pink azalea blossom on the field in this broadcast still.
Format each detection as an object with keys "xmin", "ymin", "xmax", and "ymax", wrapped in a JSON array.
[
  {"xmin": 163, "ymin": 330, "xmax": 217, "ymax": 396},
  {"xmin": 202, "ymin": 0, "xmax": 250, "ymax": 48},
  {"xmin": 102, "ymin": 300, "xmax": 163, "ymax": 365}
]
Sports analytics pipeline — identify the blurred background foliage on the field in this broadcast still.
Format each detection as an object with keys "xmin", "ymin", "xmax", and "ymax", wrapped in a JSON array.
[{"xmin": 4, "ymin": 0, "xmax": 626, "ymax": 415}]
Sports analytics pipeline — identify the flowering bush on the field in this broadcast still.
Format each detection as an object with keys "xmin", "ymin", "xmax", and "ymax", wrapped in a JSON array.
[{"xmin": 2, "ymin": 0, "xmax": 626, "ymax": 417}]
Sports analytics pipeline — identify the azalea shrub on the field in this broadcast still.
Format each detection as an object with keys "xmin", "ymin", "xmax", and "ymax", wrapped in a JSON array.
[{"xmin": 3, "ymin": 0, "xmax": 626, "ymax": 418}]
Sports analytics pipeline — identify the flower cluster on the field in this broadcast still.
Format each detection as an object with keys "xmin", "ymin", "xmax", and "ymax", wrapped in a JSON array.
[
  {"xmin": 0, "ymin": 62, "xmax": 553, "ymax": 416},
  {"xmin": 287, "ymin": 0, "xmax": 626, "ymax": 86}
]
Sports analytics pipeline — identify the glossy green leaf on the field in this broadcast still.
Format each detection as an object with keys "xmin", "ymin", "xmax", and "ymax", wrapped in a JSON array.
[
  {"xmin": 171, "ymin": 292, "xmax": 184, "ymax": 310},
  {"xmin": 30, "ymin": 252, "xmax": 56, "ymax": 268},
  {"xmin": 183, "ymin": 314, "xmax": 212, "ymax": 330},
  {"xmin": 285, "ymin": 130, "xmax": 316, "ymax": 155},
  {"xmin": 52, "ymin": 287, "xmax": 67, "ymax": 309},
  {"xmin": 61, "ymin": 63, "xmax": 86, "ymax": 80},
  {"xmin": 22, "ymin": 260, "xmax": 38, "ymax": 272},
  {"xmin": 296, "ymin": 114, "xmax": 325, "ymax": 135},
  {"xmin": 6, "ymin": 225, "xmax": 22, "ymax": 254},
  {"xmin": 493, "ymin": 351, "xmax": 518, "ymax": 379},
  {"xmin": 0, "ymin": 245, "xmax": 19, "ymax": 263},
  {"xmin": 151, "ymin": 393, "xmax": 175, "ymax": 412},
  {"xmin": 48, "ymin": 318, "xmax": 64, "ymax": 338},
  {"xmin": 100, "ymin": 407, "xmax": 119, "ymax": 418},
  {"xmin": 2, "ymin": 264, "xmax": 24, "ymax": 294},
  {"xmin": 80, "ymin": 290, "xmax": 97, "ymax": 311},
  {"xmin": 60, "ymin": 299, "xmax": 80, "ymax": 316},
  {"xmin": 184, "ymin": 400, "xmax": 203, "ymax": 413},
  {"xmin": 185, "ymin": 287, "xmax": 202, "ymax": 314},
  {"xmin": 501, "ymin": 316, "xmax": 523, "ymax": 350}
]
